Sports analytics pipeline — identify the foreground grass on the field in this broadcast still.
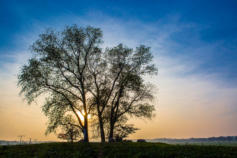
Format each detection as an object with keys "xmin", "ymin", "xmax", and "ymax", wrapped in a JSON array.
[{"xmin": 0, "ymin": 142, "xmax": 237, "ymax": 158}]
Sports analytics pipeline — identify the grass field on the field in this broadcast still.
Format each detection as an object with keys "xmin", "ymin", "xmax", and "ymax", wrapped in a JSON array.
[{"xmin": 1, "ymin": 142, "xmax": 237, "ymax": 158}]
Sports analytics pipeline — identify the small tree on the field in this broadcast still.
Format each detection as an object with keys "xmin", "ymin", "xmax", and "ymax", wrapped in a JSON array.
[
  {"xmin": 57, "ymin": 120, "xmax": 81, "ymax": 142},
  {"xmin": 44, "ymin": 109, "xmax": 81, "ymax": 142},
  {"xmin": 113, "ymin": 116, "xmax": 138, "ymax": 142}
]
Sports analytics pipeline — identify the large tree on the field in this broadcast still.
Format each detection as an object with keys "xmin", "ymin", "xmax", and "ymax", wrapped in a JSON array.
[
  {"xmin": 18, "ymin": 25, "xmax": 102, "ymax": 142},
  {"xmin": 18, "ymin": 25, "xmax": 157, "ymax": 143},
  {"xmin": 88, "ymin": 44, "xmax": 157, "ymax": 142}
]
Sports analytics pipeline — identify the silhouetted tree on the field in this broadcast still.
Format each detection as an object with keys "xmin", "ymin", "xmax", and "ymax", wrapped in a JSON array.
[
  {"xmin": 89, "ymin": 44, "xmax": 157, "ymax": 142},
  {"xmin": 109, "ymin": 121, "xmax": 139, "ymax": 142},
  {"xmin": 113, "ymin": 117, "xmax": 138, "ymax": 141},
  {"xmin": 106, "ymin": 44, "xmax": 157, "ymax": 142},
  {"xmin": 18, "ymin": 25, "xmax": 102, "ymax": 142},
  {"xmin": 57, "ymin": 116, "xmax": 81, "ymax": 142}
]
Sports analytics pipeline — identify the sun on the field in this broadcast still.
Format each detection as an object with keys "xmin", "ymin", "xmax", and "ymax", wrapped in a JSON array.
[{"xmin": 77, "ymin": 111, "xmax": 91, "ymax": 122}]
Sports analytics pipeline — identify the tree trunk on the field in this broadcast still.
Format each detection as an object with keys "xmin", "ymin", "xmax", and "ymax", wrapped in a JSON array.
[
  {"xmin": 98, "ymin": 115, "xmax": 105, "ymax": 142},
  {"xmin": 83, "ymin": 115, "xmax": 89, "ymax": 142},
  {"xmin": 108, "ymin": 121, "xmax": 115, "ymax": 142}
]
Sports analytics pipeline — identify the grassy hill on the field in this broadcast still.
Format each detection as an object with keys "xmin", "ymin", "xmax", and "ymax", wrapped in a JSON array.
[{"xmin": 1, "ymin": 142, "xmax": 237, "ymax": 158}]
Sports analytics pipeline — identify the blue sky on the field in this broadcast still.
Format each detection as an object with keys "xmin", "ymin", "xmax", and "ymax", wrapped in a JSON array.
[
  {"xmin": 1, "ymin": 0, "xmax": 237, "ymax": 83},
  {"xmin": 1, "ymin": 0, "xmax": 237, "ymax": 140}
]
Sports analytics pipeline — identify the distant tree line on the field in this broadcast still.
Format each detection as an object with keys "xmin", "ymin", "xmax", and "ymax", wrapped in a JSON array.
[
  {"xmin": 153, "ymin": 136, "xmax": 237, "ymax": 143},
  {"xmin": 18, "ymin": 25, "xmax": 157, "ymax": 142}
]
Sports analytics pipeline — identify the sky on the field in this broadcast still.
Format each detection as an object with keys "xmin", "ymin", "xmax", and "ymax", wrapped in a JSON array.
[{"xmin": 0, "ymin": 0, "xmax": 237, "ymax": 141}]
